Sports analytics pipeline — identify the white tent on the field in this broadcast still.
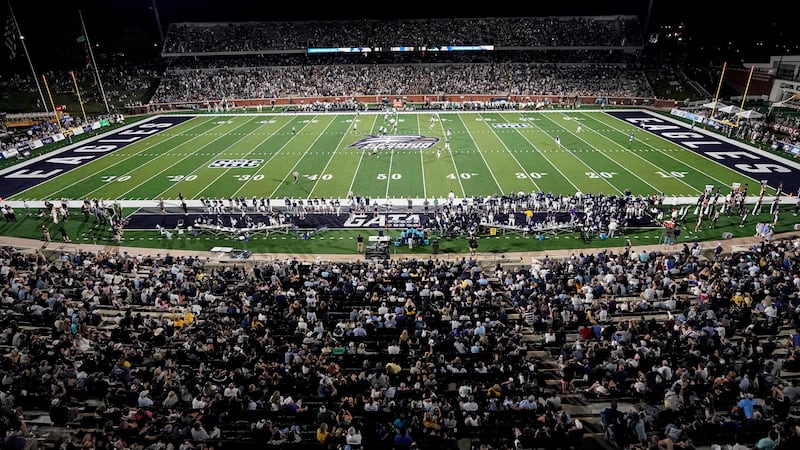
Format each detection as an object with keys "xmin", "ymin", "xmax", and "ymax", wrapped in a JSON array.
[
  {"xmin": 718, "ymin": 105, "xmax": 741, "ymax": 115},
  {"xmin": 702, "ymin": 101, "xmax": 728, "ymax": 110},
  {"xmin": 737, "ymin": 109, "xmax": 764, "ymax": 120}
]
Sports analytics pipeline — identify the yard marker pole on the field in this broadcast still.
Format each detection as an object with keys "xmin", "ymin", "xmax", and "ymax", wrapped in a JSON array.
[
  {"xmin": 41, "ymin": 74, "xmax": 62, "ymax": 132},
  {"xmin": 79, "ymin": 10, "xmax": 110, "ymax": 113},
  {"xmin": 710, "ymin": 62, "xmax": 727, "ymax": 119},
  {"xmin": 70, "ymin": 70, "xmax": 88, "ymax": 123},
  {"xmin": 735, "ymin": 66, "xmax": 754, "ymax": 128}
]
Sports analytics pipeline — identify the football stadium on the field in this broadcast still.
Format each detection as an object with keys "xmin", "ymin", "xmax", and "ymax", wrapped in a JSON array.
[{"xmin": 1, "ymin": 3, "xmax": 800, "ymax": 450}]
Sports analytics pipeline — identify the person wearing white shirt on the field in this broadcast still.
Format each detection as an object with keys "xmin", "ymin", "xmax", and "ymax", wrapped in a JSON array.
[
  {"xmin": 464, "ymin": 413, "xmax": 481, "ymax": 427},
  {"xmin": 346, "ymin": 427, "xmax": 362, "ymax": 446},
  {"xmin": 363, "ymin": 398, "xmax": 380, "ymax": 412},
  {"xmin": 461, "ymin": 396, "xmax": 479, "ymax": 412},
  {"xmin": 597, "ymin": 307, "xmax": 609, "ymax": 323},
  {"xmin": 657, "ymin": 361, "xmax": 673, "ymax": 382},
  {"xmin": 192, "ymin": 395, "xmax": 208, "ymax": 410},
  {"xmin": 138, "ymin": 390, "xmax": 154, "ymax": 408},
  {"xmin": 224, "ymin": 383, "xmax": 239, "ymax": 400},
  {"xmin": 763, "ymin": 302, "xmax": 778, "ymax": 319},
  {"xmin": 378, "ymin": 302, "xmax": 389, "ymax": 316},
  {"xmin": 519, "ymin": 396, "xmax": 537, "ymax": 411}
]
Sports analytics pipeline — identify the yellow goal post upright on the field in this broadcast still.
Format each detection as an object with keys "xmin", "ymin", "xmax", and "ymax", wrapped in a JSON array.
[
  {"xmin": 709, "ymin": 61, "xmax": 727, "ymax": 120},
  {"xmin": 735, "ymin": 66, "xmax": 755, "ymax": 128}
]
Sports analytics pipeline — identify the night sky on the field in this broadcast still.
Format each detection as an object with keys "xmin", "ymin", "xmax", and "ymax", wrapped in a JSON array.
[{"xmin": 1, "ymin": 0, "xmax": 796, "ymax": 70}]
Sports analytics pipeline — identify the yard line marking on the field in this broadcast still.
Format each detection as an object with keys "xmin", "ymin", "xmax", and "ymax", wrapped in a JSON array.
[
  {"xmin": 513, "ymin": 117, "xmax": 580, "ymax": 192},
  {"xmin": 576, "ymin": 112, "xmax": 699, "ymax": 195},
  {"xmin": 307, "ymin": 114, "xmax": 362, "ymax": 200},
  {"xmin": 456, "ymin": 114, "xmax": 503, "ymax": 194},
  {"xmin": 347, "ymin": 114, "xmax": 380, "ymax": 198},
  {"xmin": 416, "ymin": 114, "xmax": 428, "ymax": 199},
  {"xmin": 433, "ymin": 114, "xmax": 467, "ymax": 197},
  {"xmin": 385, "ymin": 150, "xmax": 395, "ymax": 199},
  {"xmin": 535, "ymin": 113, "xmax": 623, "ymax": 194},
  {"xmin": 117, "ymin": 117, "xmax": 265, "ymax": 204},
  {"xmin": 22, "ymin": 116, "xmax": 220, "ymax": 201},
  {"xmin": 542, "ymin": 114, "xmax": 656, "ymax": 194},
  {"xmin": 229, "ymin": 117, "xmax": 305, "ymax": 198},
  {"xmin": 590, "ymin": 112, "xmax": 729, "ymax": 191},
  {"xmin": 267, "ymin": 114, "xmax": 338, "ymax": 199},
  {"xmin": 491, "ymin": 112, "xmax": 541, "ymax": 191}
]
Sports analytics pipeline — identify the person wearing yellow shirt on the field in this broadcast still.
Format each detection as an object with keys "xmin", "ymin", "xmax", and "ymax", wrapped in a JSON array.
[
  {"xmin": 487, "ymin": 383, "xmax": 502, "ymax": 398},
  {"xmin": 742, "ymin": 292, "xmax": 753, "ymax": 307},
  {"xmin": 732, "ymin": 291, "xmax": 744, "ymax": 307},
  {"xmin": 316, "ymin": 423, "xmax": 330, "ymax": 444},
  {"xmin": 586, "ymin": 309, "xmax": 597, "ymax": 325},
  {"xmin": 386, "ymin": 361, "xmax": 402, "ymax": 375},
  {"xmin": 423, "ymin": 411, "xmax": 441, "ymax": 430}
]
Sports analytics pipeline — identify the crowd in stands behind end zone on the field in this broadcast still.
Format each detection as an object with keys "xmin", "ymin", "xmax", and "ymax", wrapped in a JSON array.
[{"xmin": 0, "ymin": 232, "xmax": 799, "ymax": 450}]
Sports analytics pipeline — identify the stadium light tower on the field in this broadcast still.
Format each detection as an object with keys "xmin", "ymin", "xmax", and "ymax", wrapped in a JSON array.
[{"xmin": 151, "ymin": 0, "xmax": 164, "ymax": 44}]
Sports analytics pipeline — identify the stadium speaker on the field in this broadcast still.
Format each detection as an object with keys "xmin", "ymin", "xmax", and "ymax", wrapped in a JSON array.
[{"xmin": 722, "ymin": 232, "xmax": 733, "ymax": 240}]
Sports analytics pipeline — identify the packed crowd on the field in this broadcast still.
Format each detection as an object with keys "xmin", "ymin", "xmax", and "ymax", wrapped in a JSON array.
[
  {"xmin": 151, "ymin": 15, "xmax": 651, "ymax": 104},
  {"xmin": 426, "ymin": 191, "xmax": 656, "ymax": 241},
  {"xmin": 555, "ymin": 234, "xmax": 800, "ymax": 450},
  {"xmin": 0, "ymin": 113, "xmax": 125, "ymax": 156},
  {"xmin": 151, "ymin": 64, "xmax": 651, "ymax": 104},
  {"xmin": 161, "ymin": 17, "xmax": 644, "ymax": 54},
  {"xmin": 0, "ymin": 223, "xmax": 799, "ymax": 450},
  {"xmin": 162, "ymin": 50, "xmax": 640, "ymax": 72}
]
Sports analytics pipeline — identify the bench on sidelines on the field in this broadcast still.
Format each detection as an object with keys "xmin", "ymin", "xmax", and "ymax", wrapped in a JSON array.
[{"xmin": 480, "ymin": 221, "xmax": 576, "ymax": 236}]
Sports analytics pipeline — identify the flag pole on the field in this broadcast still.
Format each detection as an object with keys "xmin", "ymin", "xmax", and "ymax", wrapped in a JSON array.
[
  {"xmin": 8, "ymin": 0, "xmax": 48, "ymax": 112},
  {"xmin": 70, "ymin": 70, "xmax": 87, "ymax": 123},
  {"xmin": 41, "ymin": 74, "xmax": 62, "ymax": 133},
  {"xmin": 79, "ymin": 9, "xmax": 110, "ymax": 113}
]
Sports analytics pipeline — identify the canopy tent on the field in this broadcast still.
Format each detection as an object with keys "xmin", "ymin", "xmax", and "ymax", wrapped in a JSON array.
[
  {"xmin": 737, "ymin": 109, "xmax": 764, "ymax": 120},
  {"xmin": 702, "ymin": 100, "xmax": 728, "ymax": 109},
  {"xmin": 718, "ymin": 105, "xmax": 742, "ymax": 115}
]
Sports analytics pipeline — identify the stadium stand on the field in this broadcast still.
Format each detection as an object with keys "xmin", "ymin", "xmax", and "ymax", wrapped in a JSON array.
[
  {"xmin": 1, "ymin": 231, "xmax": 799, "ymax": 450},
  {"xmin": 2, "ymin": 14, "xmax": 800, "ymax": 450}
]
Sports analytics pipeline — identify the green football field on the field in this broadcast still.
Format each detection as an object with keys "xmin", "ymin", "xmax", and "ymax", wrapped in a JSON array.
[{"xmin": 9, "ymin": 110, "xmax": 771, "ymax": 202}]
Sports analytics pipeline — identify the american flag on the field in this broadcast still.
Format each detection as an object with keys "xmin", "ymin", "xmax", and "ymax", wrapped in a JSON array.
[{"xmin": 4, "ymin": 13, "xmax": 17, "ymax": 60}]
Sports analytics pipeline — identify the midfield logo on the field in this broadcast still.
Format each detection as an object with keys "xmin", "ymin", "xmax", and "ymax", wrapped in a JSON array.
[
  {"xmin": 348, "ymin": 135, "xmax": 440, "ymax": 151},
  {"xmin": 208, "ymin": 159, "xmax": 263, "ymax": 168}
]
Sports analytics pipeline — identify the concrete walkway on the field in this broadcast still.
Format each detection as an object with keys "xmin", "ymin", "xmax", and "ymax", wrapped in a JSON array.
[{"xmin": 2, "ymin": 230, "xmax": 794, "ymax": 266}]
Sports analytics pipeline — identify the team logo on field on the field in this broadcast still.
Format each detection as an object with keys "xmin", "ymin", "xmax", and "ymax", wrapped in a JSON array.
[
  {"xmin": 492, "ymin": 123, "xmax": 532, "ymax": 129},
  {"xmin": 344, "ymin": 214, "xmax": 421, "ymax": 228},
  {"xmin": 348, "ymin": 135, "xmax": 440, "ymax": 151},
  {"xmin": 208, "ymin": 159, "xmax": 263, "ymax": 168}
]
